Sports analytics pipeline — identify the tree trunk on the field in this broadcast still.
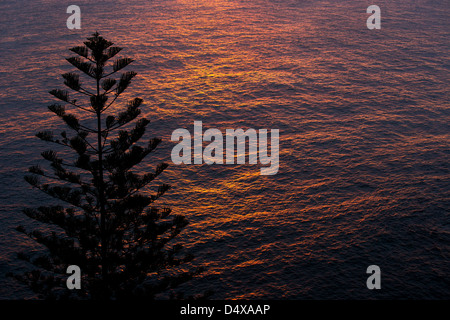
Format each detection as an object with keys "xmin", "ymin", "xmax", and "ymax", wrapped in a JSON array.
[{"xmin": 96, "ymin": 71, "xmax": 108, "ymax": 298}]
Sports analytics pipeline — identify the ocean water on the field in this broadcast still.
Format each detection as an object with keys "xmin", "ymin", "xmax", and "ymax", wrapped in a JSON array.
[{"xmin": 0, "ymin": 0, "xmax": 449, "ymax": 299}]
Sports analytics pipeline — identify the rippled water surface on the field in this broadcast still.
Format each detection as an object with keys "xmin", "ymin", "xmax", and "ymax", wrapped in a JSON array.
[{"xmin": 0, "ymin": 0, "xmax": 449, "ymax": 299}]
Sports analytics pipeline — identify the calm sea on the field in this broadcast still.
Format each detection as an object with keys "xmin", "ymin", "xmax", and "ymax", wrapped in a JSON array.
[{"xmin": 0, "ymin": 0, "xmax": 448, "ymax": 299}]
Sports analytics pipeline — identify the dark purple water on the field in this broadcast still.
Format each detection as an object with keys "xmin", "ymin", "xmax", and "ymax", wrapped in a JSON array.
[{"xmin": 0, "ymin": 0, "xmax": 449, "ymax": 299}]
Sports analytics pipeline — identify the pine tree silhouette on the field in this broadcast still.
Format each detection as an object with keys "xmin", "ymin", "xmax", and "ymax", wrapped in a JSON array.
[{"xmin": 15, "ymin": 33, "xmax": 203, "ymax": 299}]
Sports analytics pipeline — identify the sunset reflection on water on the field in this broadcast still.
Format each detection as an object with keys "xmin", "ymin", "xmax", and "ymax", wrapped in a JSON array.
[{"xmin": 0, "ymin": 0, "xmax": 448, "ymax": 299}]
